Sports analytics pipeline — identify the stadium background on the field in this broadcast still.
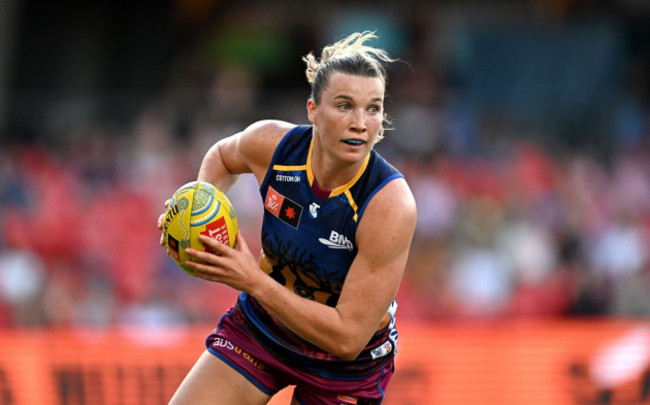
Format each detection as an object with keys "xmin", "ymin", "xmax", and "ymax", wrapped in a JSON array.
[{"xmin": 1, "ymin": 0, "xmax": 650, "ymax": 403}]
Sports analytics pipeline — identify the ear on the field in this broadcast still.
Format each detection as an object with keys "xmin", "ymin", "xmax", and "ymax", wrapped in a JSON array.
[{"xmin": 306, "ymin": 98, "xmax": 317, "ymax": 124}]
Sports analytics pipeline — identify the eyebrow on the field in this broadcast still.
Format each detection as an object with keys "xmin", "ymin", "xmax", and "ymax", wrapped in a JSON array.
[{"xmin": 333, "ymin": 95, "xmax": 383, "ymax": 103}]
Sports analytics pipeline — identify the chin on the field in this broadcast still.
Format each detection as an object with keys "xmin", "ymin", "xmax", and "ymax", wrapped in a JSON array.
[{"xmin": 339, "ymin": 148, "xmax": 370, "ymax": 163}]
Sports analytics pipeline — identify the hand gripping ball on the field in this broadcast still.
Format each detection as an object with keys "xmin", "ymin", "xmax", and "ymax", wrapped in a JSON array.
[{"xmin": 162, "ymin": 181, "xmax": 238, "ymax": 276}]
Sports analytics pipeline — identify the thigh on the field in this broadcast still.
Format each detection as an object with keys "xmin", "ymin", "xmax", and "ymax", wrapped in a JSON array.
[{"xmin": 169, "ymin": 350, "xmax": 272, "ymax": 405}]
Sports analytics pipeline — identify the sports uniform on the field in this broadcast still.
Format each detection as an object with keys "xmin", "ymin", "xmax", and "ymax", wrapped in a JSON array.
[{"xmin": 206, "ymin": 125, "xmax": 404, "ymax": 404}]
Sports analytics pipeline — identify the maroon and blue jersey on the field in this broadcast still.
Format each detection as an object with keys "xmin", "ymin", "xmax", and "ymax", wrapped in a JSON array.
[{"xmin": 236, "ymin": 125, "xmax": 403, "ymax": 379}]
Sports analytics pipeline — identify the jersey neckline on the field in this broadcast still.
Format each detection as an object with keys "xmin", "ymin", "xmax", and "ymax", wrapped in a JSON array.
[{"xmin": 305, "ymin": 132, "xmax": 371, "ymax": 198}]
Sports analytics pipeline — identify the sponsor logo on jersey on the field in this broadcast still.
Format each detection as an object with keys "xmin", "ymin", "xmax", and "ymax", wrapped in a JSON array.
[
  {"xmin": 318, "ymin": 230, "xmax": 354, "ymax": 251},
  {"xmin": 265, "ymin": 186, "xmax": 303, "ymax": 229},
  {"xmin": 309, "ymin": 202, "xmax": 320, "ymax": 219},
  {"xmin": 370, "ymin": 341, "xmax": 393, "ymax": 360},
  {"xmin": 275, "ymin": 173, "xmax": 301, "ymax": 182}
]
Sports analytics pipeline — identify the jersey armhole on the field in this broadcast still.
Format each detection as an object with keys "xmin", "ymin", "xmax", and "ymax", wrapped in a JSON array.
[{"xmin": 356, "ymin": 173, "xmax": 405, "ymax": 223}]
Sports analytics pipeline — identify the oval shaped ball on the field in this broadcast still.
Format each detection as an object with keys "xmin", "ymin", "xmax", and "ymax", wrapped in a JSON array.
[{"xmin": 162, "ymin": 181, "xmax": 238, "ymax": 276}]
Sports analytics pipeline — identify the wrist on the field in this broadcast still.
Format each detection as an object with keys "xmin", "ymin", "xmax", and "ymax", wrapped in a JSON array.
[{"xmin": 245, "ymin": 269, "xmax": 273, "ymax": 299}]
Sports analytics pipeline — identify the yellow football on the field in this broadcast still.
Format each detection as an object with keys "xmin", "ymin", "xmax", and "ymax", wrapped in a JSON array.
[{"xmin": 162, "ymin": 181, "xmax": 238, "ymax": 276}]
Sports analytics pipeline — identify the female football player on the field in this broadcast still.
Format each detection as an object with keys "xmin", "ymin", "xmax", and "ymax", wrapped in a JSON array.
[{"xmin": 163, "ymin": 31, "xmax": 417, "ymax": 405}]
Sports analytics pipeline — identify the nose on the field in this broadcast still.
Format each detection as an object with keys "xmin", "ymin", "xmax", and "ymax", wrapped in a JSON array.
[{"xmin": 350, "ymin": 109, "xmax": 367, "ymax": 132}]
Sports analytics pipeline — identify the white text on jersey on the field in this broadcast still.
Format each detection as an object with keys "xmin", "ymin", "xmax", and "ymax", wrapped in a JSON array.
[{"xmin": 318, "ymin": 230, "xmax": 354, "ymax": 251}]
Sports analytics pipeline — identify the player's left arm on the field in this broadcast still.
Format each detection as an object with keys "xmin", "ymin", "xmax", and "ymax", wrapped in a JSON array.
[{"xmin": 332, "ymin": 177, "xmax": 417, "ymax": 355}]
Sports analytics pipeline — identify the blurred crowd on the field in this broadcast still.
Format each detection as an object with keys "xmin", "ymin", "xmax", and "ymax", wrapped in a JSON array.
[
  {"xmin": 1, "ymin": 101, "xmax": 648, "ymax": 329},
  {"xmin": 1, "ymin": 1, "xmax": 650, "ymax": 328}
]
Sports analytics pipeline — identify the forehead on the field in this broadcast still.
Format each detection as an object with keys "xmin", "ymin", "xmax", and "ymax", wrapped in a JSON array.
[{"xmin": 323, "ymin": 72, "xmax": 385, "ymax": 100}]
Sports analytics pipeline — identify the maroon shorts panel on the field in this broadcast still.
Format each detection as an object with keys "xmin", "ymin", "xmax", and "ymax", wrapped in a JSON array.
[{"xmin": 206, "ymin": 306, "xmax": 394, "ymax": 405}]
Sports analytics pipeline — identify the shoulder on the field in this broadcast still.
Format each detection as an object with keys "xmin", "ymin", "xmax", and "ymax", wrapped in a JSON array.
[
  {"xmin": 228, "ymin": 120, "xmax": 297, "ymax": 179},
  {"xmin": 367, "ymin": 177, "xmax": 416, "ymax": 221},
  {"xmin": 246, "ymin": 119, "xmax": 296, "ymax": 134},
  {"xmin": 357, "ymin": 176, "xmax": 417, "ymax": 250},
  {"xmin": 241, "ymin": 119, "xmax": 296, "ymax": 148}
]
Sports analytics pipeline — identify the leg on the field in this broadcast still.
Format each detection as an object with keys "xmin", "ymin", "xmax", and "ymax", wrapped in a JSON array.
[{"xmin": 169, "ymin": 350, "xmax": 271, "ymax": 405}]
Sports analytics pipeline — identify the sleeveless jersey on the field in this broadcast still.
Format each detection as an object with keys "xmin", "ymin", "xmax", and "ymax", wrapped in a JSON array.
[{"xmin": 237, "ymin": 125, "xmax": 403, "ymax": 378}]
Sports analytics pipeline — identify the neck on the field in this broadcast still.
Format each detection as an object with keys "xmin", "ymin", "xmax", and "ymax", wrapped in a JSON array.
[{"xmin": 310, "ymin": 148, "xmax": 362, "ymax": 191}]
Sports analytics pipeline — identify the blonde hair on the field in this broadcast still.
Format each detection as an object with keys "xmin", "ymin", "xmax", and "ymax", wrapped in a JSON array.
[{"xmin": 303, "ymin": 31, "xmax": 396, "ymax": 140}]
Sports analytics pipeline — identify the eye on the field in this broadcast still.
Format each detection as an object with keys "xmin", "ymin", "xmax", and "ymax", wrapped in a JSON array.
[
  {"xmin": 338, "ymin": 103, "xmax": 351, "ymax": 111},
  {"xmin": 368, "ymin": 105, "xmax": 382, "ymax": 114}
]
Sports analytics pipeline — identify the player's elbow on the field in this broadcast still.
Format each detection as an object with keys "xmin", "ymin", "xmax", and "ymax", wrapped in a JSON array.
[
  {"xmin": 330, "ymin": 337, "xmax": 365, "ymax": 361},
  {"xmin": 337, "ymin": 349, "xmax": 363, "ymax": 362},
  {"xmin": 333, "ymin": 348, "xmax": 362, "ymax": 362}
]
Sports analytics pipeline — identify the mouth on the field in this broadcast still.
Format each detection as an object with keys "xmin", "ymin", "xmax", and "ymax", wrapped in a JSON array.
[{"xmin": 342, "ymin": 139, "xmax": 365, "ymax": 146}]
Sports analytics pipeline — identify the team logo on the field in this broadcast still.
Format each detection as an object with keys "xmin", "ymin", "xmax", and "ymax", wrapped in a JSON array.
[
  {"xmin": 265, "ymin": 186, "xmax": 303, "ymax": 229},
  {"xmin": 318, "ymin": 230, "xmax": 354, "ymax": 251},
  {"xmin": 309, "ymin": 202, "xmax": 320, "ymax": 219}
]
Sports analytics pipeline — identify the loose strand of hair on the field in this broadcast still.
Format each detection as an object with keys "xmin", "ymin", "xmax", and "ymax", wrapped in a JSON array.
[
  {"xmin": 302, "ymin": 31, "xmax": 395, "ymax": 85},
  {"xmin": 323, "ymin": 31, "xmax": 394, "ymax": 65}
]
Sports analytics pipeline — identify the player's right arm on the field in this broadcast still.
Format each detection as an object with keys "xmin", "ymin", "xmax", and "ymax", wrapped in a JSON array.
[
  {"xmin": 197, "ymin": 120, "xmax": 294, "ymax": 191},
  {"xmin": 158, "ymin": 119, "xmax": 293, "ymax": 246}
]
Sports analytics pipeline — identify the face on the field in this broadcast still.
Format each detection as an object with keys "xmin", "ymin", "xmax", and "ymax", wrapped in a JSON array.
[{"xmin": 307, "ymin": 72, "xmax": 385, "ymax": 165}]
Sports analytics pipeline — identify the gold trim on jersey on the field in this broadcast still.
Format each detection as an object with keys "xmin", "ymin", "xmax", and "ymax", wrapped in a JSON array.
[
  {"xmin": 306, "ymin": 138, "xmax": 315, "ymax": 186},
  {"xmin": 344, "ymin": 190, "xmax": 359, "ymax": 222},
  {"xmin": 305, "ymin": 136, "xmax": 372, "ymax": 198},
  {"xmin": 272, "ymin": 135, "xmax": 369, "ymax": 221},
  {"xmin": 273, "ymin": 164, "xmax": 307, "ymax": 171}
]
